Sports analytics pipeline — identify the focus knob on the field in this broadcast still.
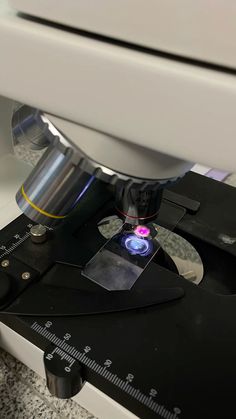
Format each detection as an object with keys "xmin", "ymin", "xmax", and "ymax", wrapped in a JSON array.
[{"xmin": 44, "ymin": 344, "xmax": 84, "ymax": 399}]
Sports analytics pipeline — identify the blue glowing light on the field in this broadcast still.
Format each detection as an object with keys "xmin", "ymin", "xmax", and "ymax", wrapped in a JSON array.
[{"xmin": 121, "ymin": 234, "xmax": 153, "ymax": 256}]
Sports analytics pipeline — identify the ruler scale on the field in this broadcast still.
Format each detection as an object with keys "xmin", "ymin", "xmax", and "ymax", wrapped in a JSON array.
[{"xmin": 31, "ymin": 321, "xmax": 180, "ymax": 419}]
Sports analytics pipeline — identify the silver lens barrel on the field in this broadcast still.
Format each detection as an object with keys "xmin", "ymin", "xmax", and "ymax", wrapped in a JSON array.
[
  {"xmin": 12, "ymin": 105, "xmax": 52, "ymax": 150},
  {"xmin": 115, "ymin": 183, "xmax": 164, "ymax": 225},
  {"xmin": 13, "ymin": 105, "xmax": 97, "ymax": 227},
  {"xmin": 16, "ymin": 142, "xmax": 94, "ymax": 227}
]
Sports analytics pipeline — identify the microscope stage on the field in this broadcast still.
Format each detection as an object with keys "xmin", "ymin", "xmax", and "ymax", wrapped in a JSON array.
[{"xmin": 0, "ymin": 172, "xmax": 236, "ymax": 419}]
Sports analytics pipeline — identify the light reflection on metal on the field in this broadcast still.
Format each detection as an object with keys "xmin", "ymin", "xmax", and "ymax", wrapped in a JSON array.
[{"xmin": 70, "ymin": 175, "xmax": 95, "ymax": 210}]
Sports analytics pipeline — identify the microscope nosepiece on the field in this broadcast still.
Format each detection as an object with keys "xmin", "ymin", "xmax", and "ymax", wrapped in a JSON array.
[{"xmin": 13, "ymin": 105, "xmax": 187, "ymax": 228}]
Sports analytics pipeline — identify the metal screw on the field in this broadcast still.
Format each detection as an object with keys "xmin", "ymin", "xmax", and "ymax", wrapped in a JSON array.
[
  {"xmin": 30, "ymin": 224, "xmax": 47, "ymax": 244},
  {"xmin": 22, "ymin": 272, "xmax": 31, "ymax": 280},
  {"xmin": 1, "ymin": 259, "xmax": 9, "ymax": 268}
]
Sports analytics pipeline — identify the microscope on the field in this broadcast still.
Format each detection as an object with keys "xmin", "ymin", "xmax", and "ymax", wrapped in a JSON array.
[{"xmin": 1, "ymin": 1, "xmax": 236, "ymax": 419}]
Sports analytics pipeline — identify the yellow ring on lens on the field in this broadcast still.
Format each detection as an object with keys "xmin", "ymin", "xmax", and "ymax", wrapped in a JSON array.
[{"xmin": 21, "ymin": 185, "xmax": 66, "ymax": 219}]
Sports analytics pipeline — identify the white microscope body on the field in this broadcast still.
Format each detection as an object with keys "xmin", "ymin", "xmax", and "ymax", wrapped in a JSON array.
[{"xmin": 0, "ymin": 1, "xmax": 236, "ymax": 418}]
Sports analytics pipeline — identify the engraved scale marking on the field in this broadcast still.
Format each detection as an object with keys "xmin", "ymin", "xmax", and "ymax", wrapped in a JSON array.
[{"xmin": 31, "ymin": 321, "xmax": 180, "ymax": 419}]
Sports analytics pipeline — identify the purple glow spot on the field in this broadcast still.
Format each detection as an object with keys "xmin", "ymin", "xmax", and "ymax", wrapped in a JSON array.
[
  {"xmin": 121, "ymin": 234, "xmax": 153, "ymax": 256},
  {"xmin": 134, "ymin": 225, "xmax": 150, "ymax": 238}
]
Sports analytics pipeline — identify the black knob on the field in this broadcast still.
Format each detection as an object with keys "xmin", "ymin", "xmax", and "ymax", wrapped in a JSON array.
[{"xmin": 44, "ymin": 344, "xmax": 84, "ymax": 399}]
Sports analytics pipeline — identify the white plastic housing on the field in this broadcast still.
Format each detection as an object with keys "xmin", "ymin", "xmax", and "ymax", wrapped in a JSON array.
[
  {"xmin": 0, "ymin": 1, "xmax": 236, "ymax": 172},
  {"xmin": 10, "ymin": 0, "xmax": 236, "ymax": 69}
]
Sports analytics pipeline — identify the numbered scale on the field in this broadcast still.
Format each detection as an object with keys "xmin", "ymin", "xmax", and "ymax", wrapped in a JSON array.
[{"xmin": 34, "ymin": 320, "xmax": 181, "ymax": 419}]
